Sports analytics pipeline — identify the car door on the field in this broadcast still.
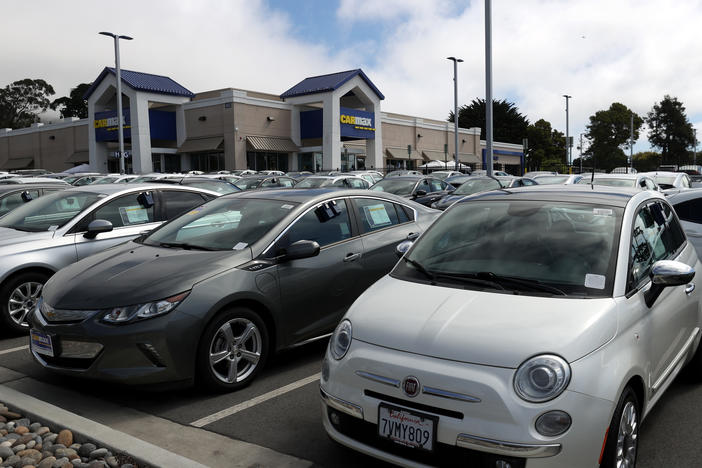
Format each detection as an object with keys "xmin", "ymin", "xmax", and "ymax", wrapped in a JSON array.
[
  {"xmin": 275, "ymin": 198, "xmax": 364, "ymax": 343},
  {"xmin": 72, "ymin": 191, "xmax": 161, "ymax": 260},
  {"xmin": 413, "ymin": 178, "xmax": 442, "ymax": 206},
  {"xmin": 352, "ymin": 197, "xmax": 418, "ymax": 291},
  {"xmin": 623, "ymin": 201, "xmax": 698, "ymax": 391}
]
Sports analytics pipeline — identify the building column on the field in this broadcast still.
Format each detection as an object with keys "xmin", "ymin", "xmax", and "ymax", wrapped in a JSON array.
[
  {"xmin": 128, "ymin": 91, "xmax": 153, "ymax": 174},
  {"xmin": 322, "ymin": 94, "xmax": 341, "ymax": 171}
]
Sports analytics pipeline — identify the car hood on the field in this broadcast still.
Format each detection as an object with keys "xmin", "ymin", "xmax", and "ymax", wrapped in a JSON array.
[
  {"xmin": 0, "ymin": 227, "xmax": 55, "ymax": 250},
  {"xmin": 434, "ymin": 194, "xmax": 465, "ymax": 210},
  {"xmin": 43, "ymin": 242, "xmax": 252, "ymax": 309},
  {"xmin": 347, "ymin": 276, "xmax": 618, "ymax": 368}
]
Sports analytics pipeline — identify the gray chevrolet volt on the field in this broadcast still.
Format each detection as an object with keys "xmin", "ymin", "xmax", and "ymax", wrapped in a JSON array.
[
  {"xmin": 0, "ymin": 184, "xmax": 220, "ymax": 332},
  {"xmin": 30, "ymin": 189, "xmax": 439, "ymax": 391}
]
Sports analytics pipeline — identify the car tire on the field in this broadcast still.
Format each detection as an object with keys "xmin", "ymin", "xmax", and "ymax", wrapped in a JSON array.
[
  {"xmin": 197, "ymin": 307, "xmax": 269, "ymax": 392},
  {"xmin": 0, "ymin": 271, "xmax": 49, "ymax": 334},
  {"xmin": 600, "ymin": 386, "xmax": 640, "ymax": 468}
]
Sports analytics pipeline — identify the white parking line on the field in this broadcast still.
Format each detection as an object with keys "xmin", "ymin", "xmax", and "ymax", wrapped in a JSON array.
[
  {"xmin": 0, "ymin": 345, "xmax": 29, "ymax": 356},
  {"xmin": 190, "ymin": 372, "xmax": 321, "ymax": 428}
]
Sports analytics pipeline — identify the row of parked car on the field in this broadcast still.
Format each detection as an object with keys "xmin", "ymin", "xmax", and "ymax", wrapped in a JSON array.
[{"xmin": 4, "ymin": 166, "xmax": 702, "ymax": 467}]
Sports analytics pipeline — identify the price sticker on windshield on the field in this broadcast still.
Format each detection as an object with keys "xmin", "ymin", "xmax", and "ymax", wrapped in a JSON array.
[{"xmin": 593, "ymin": 208, "xmax": 613, "ymax": 217}]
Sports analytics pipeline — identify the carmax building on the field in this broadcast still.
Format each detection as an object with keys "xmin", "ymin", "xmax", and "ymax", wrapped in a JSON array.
[{"xmin": 0, "ymin": 68, "xmax": 524, "ymax": 174}]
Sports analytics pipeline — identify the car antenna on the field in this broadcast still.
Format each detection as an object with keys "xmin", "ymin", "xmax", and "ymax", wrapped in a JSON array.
[{"xmin": 591, "ymin": 152, "xmax": 595, "ymax": 184}]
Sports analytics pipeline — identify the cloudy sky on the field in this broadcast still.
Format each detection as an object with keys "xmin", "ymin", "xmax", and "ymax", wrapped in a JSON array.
[{"xmin": 3, "ymin": 0, "xmax": 701, "ymax": 153}]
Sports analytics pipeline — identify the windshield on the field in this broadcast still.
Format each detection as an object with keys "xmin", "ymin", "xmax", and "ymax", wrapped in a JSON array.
[
  {"xmin": 394, "ymin": 200, "xmax": 622, "ymax": 297},
  {"xmin": 0, "ymin": 190, "xmax": 102, "ymax": 231},
  {"xmin": 579, "ymin": 177, "xmax": 635, "ymax": 187},
  {"xmin": 234, "ymin": 178, "xmax": 264, "ymax": 190},
  {"xmin": 143, "ymin": 198, "xmax": 297, "ymax": 250},
  {"xmin": 184, "ymin": 180, "xmax": 239, "ymax": 194},
  {"xmin": 370, "ymin": 179, "xmax": 417, "ymax": 195},
  {"xmin": 454, "ymin": 178, "xmax": 502, "ymax": 195},
  {"xmin": 534, "ymin": 176, "xmax": 570, "ymax": 185},
  {"xmin": 93, "ymin": 177, "xmax": 118, "ymax": 184},
  {"xmin": 651, "ymin": 176, "xmax": 676, "ymax": 188},
  {"xmin": 295, "ymin": 178, "xmax": 331, "ymax": 188},
  {"xmin": 130, "ymin": 176, "xmax": 158, "ymax": 183}
]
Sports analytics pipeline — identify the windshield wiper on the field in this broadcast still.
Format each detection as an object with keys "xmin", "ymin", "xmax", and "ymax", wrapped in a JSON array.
[
  {"xmin": 157, "ymin": 241, "xmax": 219, "ymax": 251},
  {"xmin": 432, "ymin": 271, "xmax": 506, "ymax": 290},
  {"xmin": 476, "ymin": 272, "xmax": 567, "ymax": 296},
  {"xmin": 402, "ymin": 257, "xmax": 436, "ymax": 283}
]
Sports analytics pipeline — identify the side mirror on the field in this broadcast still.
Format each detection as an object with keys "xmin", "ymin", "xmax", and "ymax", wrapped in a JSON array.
[
  {"xmin": 414, "ymin": 189, "xmax": 427, "ymax": 197},
  {"xmin": 280, "ymin": 240, "xmax": 320, "ymax": 262},
  {"xmin": 645, "ymin": 260, "xmax": 695, "ymax": 307},
  {"xmin": 21, "ymin": 191, "xmax": 33, "ymax": 202},
  {"xmin": 84, "ymin": 219, "xmax": 113, "ymax": 239},
  {"xmin": 395, "ymin": 239, "xmax": 414, "ymax": 258}
]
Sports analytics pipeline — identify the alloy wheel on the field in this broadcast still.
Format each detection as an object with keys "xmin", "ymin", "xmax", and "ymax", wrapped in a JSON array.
[
  {"xmin": 615, "ymin": 400, "xmax": 638, "ymax": 468},
  {"xmin": 208, "ymin": 318, "xmax": 262, "ymax": 384},
  {"xmin": 7, "ymin": 281, "xmax": 43, "ymax": 328}
]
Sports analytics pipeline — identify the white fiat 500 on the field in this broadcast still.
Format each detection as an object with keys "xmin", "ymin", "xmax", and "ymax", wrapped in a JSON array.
[{"xmin": 321, "ymin": 185, "xmax": 702, "ymax": 468}]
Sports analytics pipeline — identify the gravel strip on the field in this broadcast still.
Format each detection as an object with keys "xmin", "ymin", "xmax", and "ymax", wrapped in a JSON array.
[{"xmin": 0, "ymin": 402, "xmax": 144, "ymax": 468}]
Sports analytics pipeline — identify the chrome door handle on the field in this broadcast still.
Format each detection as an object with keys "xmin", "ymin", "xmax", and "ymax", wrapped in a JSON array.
[
  {"xmin": 686, "ymin": 283, "xmax": 696, "ymax": 295},
  {"xmin": 344, "ymin": 252, "xmax": 361, "ymax": 262},
  {"xmin": 407, "ymin": 232, "xmax": 420, "ymax": 240}
]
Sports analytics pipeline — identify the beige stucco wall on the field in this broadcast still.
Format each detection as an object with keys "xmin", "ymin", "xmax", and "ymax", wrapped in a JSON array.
[
  {"xmin": 232, "ymin": 103, "xmax": 292, "ymax": 169},
  {"xmin": 0, "ymin": 122, "xmax": 89, "ymax": 172}
]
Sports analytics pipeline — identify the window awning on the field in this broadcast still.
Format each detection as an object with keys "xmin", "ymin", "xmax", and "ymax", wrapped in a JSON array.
[
  {"xmin": 246, "ymin": 136, "xmax": 299, "ymax": 153},
  {"xmin": 459, "ymin": 153, "xmax": 480, "ymax": 163},
  {"xmin": 2, "ymin": 157, "xmax": 33, "ymax": 170},
  {"xmin": 386, "ymin": 147, "xmax": 422, "ymax": 160},
  {"xmin": 66, "ymin": 151, "xmax": 89, "ymax": 163},
  {"xmin": 176, "ymin": 137, "xmax": 224, "ymax": 154}
]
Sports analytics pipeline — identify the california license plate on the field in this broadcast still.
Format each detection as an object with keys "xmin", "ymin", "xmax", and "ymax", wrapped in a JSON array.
[
  {"xmin": 378, "ymin": 404, "xmax": 437, "ymax": 452},
  {"xmin": 30, "ymin": 329, "xmax": 54, "ymax": 357}
]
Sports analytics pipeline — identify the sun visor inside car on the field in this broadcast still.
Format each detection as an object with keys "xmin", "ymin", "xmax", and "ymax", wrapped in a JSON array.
[
  {"xmin": 315, "ymin": 200, "xmax": 341, "ymax": 222},
  {"xmin": 137, "ymin": 191, "xmax": 155, "ymax": 208}
]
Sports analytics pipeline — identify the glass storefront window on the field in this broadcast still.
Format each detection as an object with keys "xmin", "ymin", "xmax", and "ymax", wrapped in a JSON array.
[
  {"xmin": 246, "ymin": 152, "xmax": 289, "ymax": 172},
  {"xmin": 190, "ymin": 152, "xmax": 223, "ymax": 172},
  {"xmin": 152, "ymin": 154, "xmax": 162, "ymax": 173}
]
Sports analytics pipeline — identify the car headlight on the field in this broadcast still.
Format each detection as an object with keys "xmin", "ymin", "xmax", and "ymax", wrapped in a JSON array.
[
  {"xmin": 101, "ymin": 291, "xmax": 190, "ymax": 324},
  {"xmin": 330, "ymin": 319, "xmax": 352, "ymax": 360},
  {"xmin": 514, "ymin": 354, "xmax": 571, "ymax": 403}
]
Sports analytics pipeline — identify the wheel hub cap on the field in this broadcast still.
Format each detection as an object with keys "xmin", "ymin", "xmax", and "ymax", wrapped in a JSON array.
[
  {"xmin": 209, "ymin": 318, "xmax": 262, "ymax": 384},
  {"xmin": 7, "ymin": 281, "xmax": 43, "ymax": 328},
  {"xmin": 615, "ymin": 401, "xmax": 638, "ymax": 468}
]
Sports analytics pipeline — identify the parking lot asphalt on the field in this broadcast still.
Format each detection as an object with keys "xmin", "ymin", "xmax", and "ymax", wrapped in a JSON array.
[{"xmin": 1, "ymin": 329, "xmax": 702, "ymax": 467}]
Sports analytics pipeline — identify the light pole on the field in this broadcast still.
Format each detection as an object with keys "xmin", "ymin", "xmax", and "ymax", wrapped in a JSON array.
[
  {"xmin": 563, "ymin": 94, "xmax": 571, "ymax": 167},
  {"xmin": 447, "ymin": 57, "xmax": 463, "ymax": 172},
  {"xmin": 485, "ymin": 0, "xmax": 494, "ymax": 176},
  {"xmin": 99, "ymin": 31, "xmax": 133, "ymax": 174},
  {"xmin": 694, "ymin": 128, "xmax": 698, "ymax": 166}
]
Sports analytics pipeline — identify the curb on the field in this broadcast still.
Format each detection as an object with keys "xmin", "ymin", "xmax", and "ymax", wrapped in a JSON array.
[{"xmin": 0, "ymin": 383, "xmax": 208, "ymax": 468}]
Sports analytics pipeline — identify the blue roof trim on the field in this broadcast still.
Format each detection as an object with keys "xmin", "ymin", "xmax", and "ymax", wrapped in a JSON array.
[
  {"xmin": 83, "ymin": 67, "xmax": 195, "ymax": 100},
  {"xmin": 280, "ymin": 69, "xmax": 384, "ymax": 100}
]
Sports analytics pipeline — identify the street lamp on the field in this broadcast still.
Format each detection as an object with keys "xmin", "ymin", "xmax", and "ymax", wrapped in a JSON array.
[
  {"xmin": 447, "ymin": 57, "xmax": 463, "ymax": 173},
  {"xmin": 563, "ymin": 94, "xmax": 571, "ymax": 167},
  {"xmin": 99, "ymin": 31, "xmax": 133, "ymax": 174}
]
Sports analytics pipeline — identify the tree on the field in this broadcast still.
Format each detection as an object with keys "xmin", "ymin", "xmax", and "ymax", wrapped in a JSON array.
[
  {"xmin": 50, "ymin": 83, "xmax": 91, "ymax": 119},
  {"xmin": 646, "ymin": 95, "xmax": 695, "ymax": 166},
  {"xmin": 632, "ymin": 151, "xmax": 662, "ymax": 172},
  {"xmin": 524, "ymin": 119, "xmax": 566, "ymax": 170},
  {"xmin": 449, "ymin": 98, "xmax": 528, "ymax": 144},
  {"xmin": 584, "ymin": 102, "xmax": 643, "ymax": 172},
  {"xmin": 0, "ymin": 79, "xmax": 55, "ymax": 129}
]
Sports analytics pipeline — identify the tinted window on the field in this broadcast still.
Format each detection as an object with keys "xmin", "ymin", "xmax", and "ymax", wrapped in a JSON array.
[
  {"xmin": 397, "ymin": 204, "xmax": 411, "ymax": 223},
  {"xmin": 354, "ymin": 198, "xmax": 400, "ymax": 233},
  {"xmin": 429, "ymin": 179, "xmax": 444, "ymax": 192},
  {"xmin": 0, "ymin": 190, "xmax": 39, "ymax": 217},
  {"xmin": 161, "ymin": 190, "xmax": 207, "ymax": 219},
  {"xmin": 370, "ymin": 179, "xmax": 417, "ymax": 195},
  {"xmin": 88, "ymin": 193, "xmax": 156, "ymax": 229},
  {"xmin": 0, "ymin": 190, "xmax": 102, "ymax": 231},
  {"xmin": 674, "ymin": 198, "xmax": 702, "ymax": 224},
  {"xmin": 279, "ymin": 178, "xmax": 295, "ymax": 188},
  {"xmin": 284, "ymin": 199, "xmax": 352, "ymax": 248},
  {"xmin": 347, "ymin": 178, "xmax": 367, "ymax": 189},
  {"xmin": 416, "ymin": 179, "xmax": 431, "ymax": 193}
]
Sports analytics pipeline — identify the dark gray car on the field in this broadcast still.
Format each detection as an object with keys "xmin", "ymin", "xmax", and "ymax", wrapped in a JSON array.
[{"xmin": 30, "ymin": 189, "xmax": 439, "ymax": 391}]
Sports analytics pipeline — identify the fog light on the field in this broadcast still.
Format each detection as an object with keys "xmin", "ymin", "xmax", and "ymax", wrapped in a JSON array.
[
  {"xmin": 59, "ymin": 340, "xmax": 103, "ymax": 359},
  {"xmin": 535, "ymin": 410, "xmax": 572, "ymax": 437},
  {"xmin": 330, "ymin": 411, "xmax": 341, "ymax": 426}
]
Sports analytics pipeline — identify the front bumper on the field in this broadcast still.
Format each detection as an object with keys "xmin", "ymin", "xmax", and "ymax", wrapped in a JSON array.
[
  {"xmin": 321, "ymin": 339, "xmax": 614, "ymax": 468},
  {"xmin": 28, "ymin": 305, "xmax": 203, "ymax": 386}
]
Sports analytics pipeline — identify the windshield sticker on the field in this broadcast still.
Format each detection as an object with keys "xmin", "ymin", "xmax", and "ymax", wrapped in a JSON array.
[
  {"xmin": 585, "ymin": 274, "xmax": 606, "ymax": 289},
  {"xmin": 363, "ymin": 204, "xmax": 392, "ymax": 228},
  {"xmin": 232, "ymin": 242, "xmax": 248, "ymax": 250},
  {"xmin": 281, "ymin": 204, "xmax": 294, "ymax": 210},
  {"xmin": 593, "ymin": 208, "xmax": 613, "ymax": 217},
  {"xmin": 119, "ymin": 205, "xmax": 149, "ymax": 225}
]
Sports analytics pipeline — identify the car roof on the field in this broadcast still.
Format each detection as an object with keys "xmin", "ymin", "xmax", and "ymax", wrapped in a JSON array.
[
  {"xmin": 0, "ymin": 183, "xmax": 67, "ymax": 193},
  {"xmin": 60, "ymin": 183, "xmax": 221, "ymax": 197},
  {"xmin": 587, "ymin": 173, "xmax": 643, "ymax": 179},
  {"xmin": 458, "ymin": 184, "xmax": 646, "ymax": 208},
  {"xmin": 376, "ymin": 175, "xmax": 429, "ymax": 181},
  {"xmin": 221, "ymin": 187, "xmax": 429, "ymax": 207}
]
